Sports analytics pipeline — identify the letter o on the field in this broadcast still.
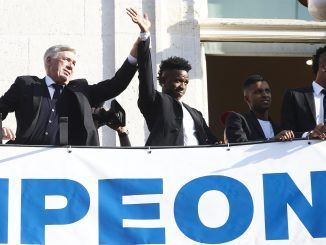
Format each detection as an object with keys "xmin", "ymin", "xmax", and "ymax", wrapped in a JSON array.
[{"xmin": 174, "ymin": 175, "xmax": 253, "ymax": 244}]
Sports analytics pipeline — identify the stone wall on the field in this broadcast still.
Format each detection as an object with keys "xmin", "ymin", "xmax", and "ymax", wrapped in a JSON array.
[{"xmin": 0, "ymin": 0, "xmax": 208, "ymax": 146}]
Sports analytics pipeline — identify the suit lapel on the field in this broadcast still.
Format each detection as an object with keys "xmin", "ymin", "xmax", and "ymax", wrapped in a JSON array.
[
  {"xmin": 247, "ymin": 111, "xmax": 265, "ymax": 139},
  {"xmin": 68, "ymin": 87, "xmax": 100, "ymax": 145},
  {"xmin": 304, "ymin": 86, "xmax": 316, "ymax": 120},
  {"xmin": 32, "ymin": 78, "xmax": 46, "ymax": 115},
  {"xmin": 182, "ymin": 103, "xmax": 200, "ymax": 127},
  {"xmin": 270, "ymin": 118, "xmax": 281, "ymax": 135},
  {"xmin": 182, "ymin": 102, "xmax": 206, "ymax": 144},
  {"xmin": 21, "ymin": 78, "xmax": 46, "ymax": 140}
]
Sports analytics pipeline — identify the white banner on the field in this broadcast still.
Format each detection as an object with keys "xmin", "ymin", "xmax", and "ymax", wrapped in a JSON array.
[{"xmin": 0, "ymin": 140, "xmax": 325, "ymax": 244}]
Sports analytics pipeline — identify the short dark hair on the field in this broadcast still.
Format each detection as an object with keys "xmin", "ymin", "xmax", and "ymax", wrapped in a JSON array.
[
  {"xmin": 243, "ymin": 74, "xmax": 267, "ymax": 90},
  {"xmin": 158, "ymin": 56, "xmax": 192, "ymax": 84},
  {"xmin": 312, "ymin": 45, "xmax": 326, "ymax": 75}
]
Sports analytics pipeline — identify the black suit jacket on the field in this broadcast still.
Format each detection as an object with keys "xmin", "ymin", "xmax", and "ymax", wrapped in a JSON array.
[
  {"xmin": 0, "ymin": 59, "xmax": 137, "ymax": 146},
  {"xmin": 281, "ymin": 86, "xmax": 317, "ymax": 134},
  {"xmin": 225, "ymin": 111, "xmax": 281, "ymax": 143},
  {"xmin": 137, "ymin": 38, "xmax": 217, "ymax": 146}
]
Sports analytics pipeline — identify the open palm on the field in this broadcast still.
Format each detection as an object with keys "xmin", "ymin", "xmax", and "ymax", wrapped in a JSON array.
[{"xmin": 127, "ymin": 8, "xmax": 151, "ymax": 32}]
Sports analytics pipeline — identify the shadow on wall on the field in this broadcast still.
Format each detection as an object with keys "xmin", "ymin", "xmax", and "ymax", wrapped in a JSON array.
[
  {"xmin": 101, "ymin": 0, "xmax": 116, "ymax": 146},
  {"xmin": 156, "ymin": 0, "xmax": 202, "ymax": 80}
]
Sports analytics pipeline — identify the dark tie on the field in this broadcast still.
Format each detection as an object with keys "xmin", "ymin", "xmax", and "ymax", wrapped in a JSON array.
[
  {"xmin": 52, "ymin": 84, "xmax": 63, "ymax": 100},
  {"xmin": 321, "ymin": 89, "xmax": 326, "ymax": 123}
]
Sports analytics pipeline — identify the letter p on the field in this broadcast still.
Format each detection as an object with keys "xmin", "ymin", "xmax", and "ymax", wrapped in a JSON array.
[{"xmin": 21, "ymin": 179, "xmax": 90, "ymax": 244}]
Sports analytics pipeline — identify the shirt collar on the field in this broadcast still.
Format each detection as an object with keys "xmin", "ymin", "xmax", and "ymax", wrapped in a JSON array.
[
  {"xmin": 312, "ymin": 81, "xmax": 325, "ymax": 96},
  {"xmin": 45, "ymin": 76, "xmax": 56, "ymax": 88},
  {"xmin": 177, "ymin": 97, "xmax": 184, "ymax": 104},
  {"xmin": 45, "ymin": 76, "xmax": 66, "ymax": 88}
]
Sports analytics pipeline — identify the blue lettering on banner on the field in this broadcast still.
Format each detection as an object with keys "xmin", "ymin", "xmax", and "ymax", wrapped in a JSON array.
[
  {"xmin": 174, "ymin": 175, "xmax": 253, "ymax": 244},
  {"xmin": 0, "ymin": 172, "xmax": 322, "ymax": 243},
  {"xmin": 21, "ymin": 179, "xmax": 90, "ymax": 244},
  {"xmin": 0, "ymin": 179, "xmax": 8, "ymax": 243},
  {"xmin": 98, "ymin": 179, "xmax": 165, "ymax": 244},
  {"xmin": 264, "ymin": 171, "xmax": 326, "ymax": 240}
]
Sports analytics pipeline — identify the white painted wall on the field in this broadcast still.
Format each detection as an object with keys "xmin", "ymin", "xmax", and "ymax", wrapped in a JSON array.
[{"xmin": 0, "ymin": 0, "xmax": 208, "ymax": 146}]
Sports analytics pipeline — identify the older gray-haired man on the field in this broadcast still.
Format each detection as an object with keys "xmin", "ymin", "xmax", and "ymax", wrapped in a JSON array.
[{"xmin": 0, "ymin": 42, "xmax": 139, "ymax": 146}]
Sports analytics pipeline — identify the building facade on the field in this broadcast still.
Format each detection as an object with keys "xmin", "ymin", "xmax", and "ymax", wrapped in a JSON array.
[{"xmin": 0, "ymin": 0, "xmax": 325, "ymax": 145}]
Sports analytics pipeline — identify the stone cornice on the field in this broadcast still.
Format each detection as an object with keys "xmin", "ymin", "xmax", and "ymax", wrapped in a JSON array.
[{"xmin": 199, "ymin": 18, "xmax": 326, "ymax": 43}]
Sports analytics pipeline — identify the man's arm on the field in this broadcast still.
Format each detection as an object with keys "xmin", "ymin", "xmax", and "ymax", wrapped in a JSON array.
[
  {"xmin": 89, "ymin": 57, "xmax": 138, "ymax": 106},
  {"xmin": 89, "ymin": 16, "xmax": 142, "ymax": 106},
  {"xmin": 0, "ymin": 79, "xmax": 19, "ymax": 141},
  {"xmin": 0, "ymin": 78, "xmax": 21, "ymax": 119},
  {"xmin": 137, "ymin": 38, "xmax": 157, "ymax": 110},
  {"xmin": 201, "ymin": 116, "xmax": 218, "ymax": 144},
  {"xmin": 116, "ymin": 127, "xmax": 131, "ymax": 146},
  {"xmin": 89, "ymin": 8, "xmax": 151, "ymax": 106},
  {"xmin": 225, "ymin": 112, "xmax": 249, "ymax": 143},
  {"xmin": 280, "ymin": 89, "xmax": 326, "ymax": 139},
  {"xmin": 126, "ymin": 8, "xmax": 157, "ymax": 113}
]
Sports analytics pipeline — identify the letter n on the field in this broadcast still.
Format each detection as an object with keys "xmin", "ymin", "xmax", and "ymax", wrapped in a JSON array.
[{"xmin": 264, "ymin": 171, "xmax": 326, "ymax": 240}]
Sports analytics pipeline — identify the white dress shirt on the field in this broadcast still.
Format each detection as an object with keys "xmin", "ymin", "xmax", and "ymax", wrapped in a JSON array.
[
  {"xmin": 257, "ymin": 119, "xmax": 274, "ymax": 139},
  {"xmin": 181, "ymin": 102, "xmax": 199, "ymax": 146},
  {"xmin": 312, "ymin": 81, "xmax": 325, "ymax": 125}
]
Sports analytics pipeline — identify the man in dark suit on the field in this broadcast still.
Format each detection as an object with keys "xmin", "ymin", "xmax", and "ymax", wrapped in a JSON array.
[
  {"xmin": 127, "ymin": 8, "xmax": 217, "ymax": 146},
  {"xmin": 281, "ymin": 45, "xmax": 326, "ymax": 139},
  {"xmin": 226, "ymin": 75, "xmax": 294, "ymax": 143},
  {"xmin": 0, "ymin": 42, "xmax": 138, "ymax": 146}
]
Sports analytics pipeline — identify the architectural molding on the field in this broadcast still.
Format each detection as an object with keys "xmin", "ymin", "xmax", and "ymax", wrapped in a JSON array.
[{"xmin": 200, "ymin": 18, "xmax": 326, "ymax": 43}]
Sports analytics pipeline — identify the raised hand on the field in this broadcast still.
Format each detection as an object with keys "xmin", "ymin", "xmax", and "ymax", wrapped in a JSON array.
[{"xmin": 126, "ymin": 8, "xmax": 151, "ymax": 33}]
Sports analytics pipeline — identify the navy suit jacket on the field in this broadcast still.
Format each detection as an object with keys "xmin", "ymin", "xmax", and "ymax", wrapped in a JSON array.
[
  {"xmin": 225, "ymin": 111, "xmax": 281, "ymax": 143},
  {"xmin": 281, "ymin": 86, "xmax": 317, "ymax": 134},
  {"xmin": 0, "ymin": 59, "xmax": 137, "ymax": 145}
]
